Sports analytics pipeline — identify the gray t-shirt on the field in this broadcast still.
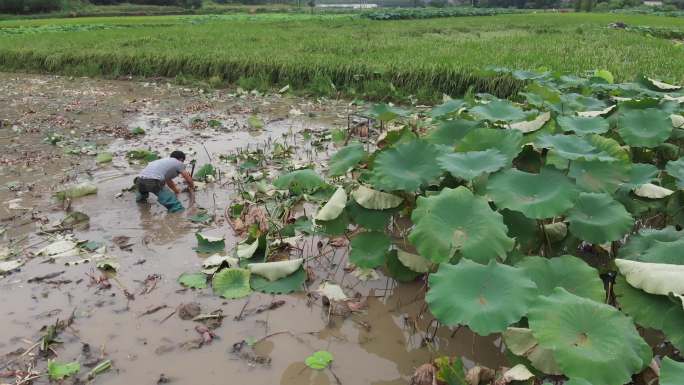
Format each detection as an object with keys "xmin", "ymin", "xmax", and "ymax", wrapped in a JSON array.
[{"xmin": 139, "ymin": 158, "xmax": 185, "ymax": 181}]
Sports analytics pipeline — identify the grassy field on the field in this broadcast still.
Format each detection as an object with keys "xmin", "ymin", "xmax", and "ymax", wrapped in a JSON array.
[{"xmin": 1, "ymin": 12, "xmax": 684, "ymax": 99}]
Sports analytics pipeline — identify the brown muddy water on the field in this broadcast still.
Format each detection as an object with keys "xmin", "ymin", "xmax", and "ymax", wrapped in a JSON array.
[{"xmin": 0, "ymin": 73, "xmax": 506, "ymax": 385}]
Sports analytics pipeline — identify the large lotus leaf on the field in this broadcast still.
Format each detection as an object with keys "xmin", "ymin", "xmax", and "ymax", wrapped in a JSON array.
[
  {"xmin": 349, "ymin": 231, "xmax": 391, "ymax": 269},
  {"xmin": 273, "ymin": 169, "xmax": 326, "ymax": 194},
  {"xmin": 328, "ymin": 143, "xmax": 366, "ymax": 177},
  {"xmin": 430, "ymin": 99, "xmax": 465, "ymax": 119},
  {"xmin": 501, "ymin": 209, "xmax": 540, "ymax": 254},
  {"xmin": 560, "ymin": 93, "xmax": 607, "ymax": 112},
  {"xmin": 385, "ymin": 250, "xmax": 421, "ymax": 283},
  {"xmin": 248, "ymin": 258, "xmax": 303, "ymax": 282},
  {"xmin": 528, "ymin": 288, "xmax": 652, "ymax": 385},
  {"xmin": 314, "ymin": 187, "xmax": 347, "ymax": 221},
  {"xmin": 409, "ymin": 187, "xmax": 514, "ymax": 264},
  {"xmin": 346, "ymin": 200, "xmax": 391, "ymax": 231},
  {"xmin": 250, "ymin": 266, "xmax": 306, "ymax": 294},
  {"xmin": 471, "ymin": 100, "xmax": 526, "ymax": 122},
  {"xmin": 315, "ymin": 210, "xmax": 350, "ymax": 236},
  {"xmin": 487, "ymin": 168, "xmax": 578, "ymax": 219},
  {"xmin": 370, "ymin": 140, "xmax": 443, "ymax": 192},
  {"xmin": 426, "ymin": 259, "xmax": 537, "ymax": 336},
  {"xmin": 586, "ymin": 134, "xmax": 630, "ymax": 164},
  {"xmin": 536, "ymin": 134, "xmax": 615, "ymax": 162},
  {"xmin": 437, "ymin": 150, "xmax": 508, "ymax": 181},
  {"xmin": 663, "ymin": 305, "xmax": 684, "ymax": 352},
  {"xmin": 633, "ymin": 183, "xmax": 674, "ymax": 199},
  {"xmin": 425, "ymin": 119, "xmax": 479, "ymax": 146},
  {"xmin": 503, "ymin": 327, "xmax": 562, "ymax": 375},
  {"xmin": 567, "ymin": 193, "xmax": 633, "ymax": 244},
  {"xmin": 178, "ymin": 273, "xmax": 208, "ymax": 289},
  {"xmin": 557, "ymin": 116, "xmax": 609, "ymax": 135},
  {"xmin": 510, "ymin": 112, "xmax": 551, "ymax": 133},
  {"xmin": 623, "ymin": 163, "xmax": 660, "ymax": 188},
  {"xmin": 366, "ymin": 103, "xmax": 409, "ymax": 122},
  {"xmin": 661, "ymin": 357, "xmax": 684, "ymax": 385},
  {"xmin": 213, "ymin": 268, "xmax": 251, "ymax": 299},
  {"xmin": 666, "ymin": 157, "xmax": 684, "ymax": 189},
  {"xmin": 641, "ymin": 76, "xmax": 682, "ymax": 92},
  {"xmin": 456, "ymin": 128, "xmax": 524, "ymax": 163},
  {"xmin": 396, "ymin": 248, "xmax": 432, "ymax": 273},
  {"xmin": 568, "ymin": 160, "xmax": 629, "ymax": 193},
  {"xmin": 621, "ymin": 226, "xmax": 684, "ymax": 260},
  {"xmin": 615, "ymin": 259, "xmax": 684, "ymax": 297},
  {"xmin": 618, "ymin": 108, "xmax": 673, "ymax": 148},
  {"xmin": 351, "ymin": 185, "xmax": 403, "ymax": 210},
  {"xmin": 516, "ymin": 255, "xmax": 604, "ymax": 301},
  {"xmin": 195, "ymin": 233, "xmax": 226, "ymax": 254},
  {"xmin": 614, "ymin": 275, "xmax": 675, "ymax": 330}
]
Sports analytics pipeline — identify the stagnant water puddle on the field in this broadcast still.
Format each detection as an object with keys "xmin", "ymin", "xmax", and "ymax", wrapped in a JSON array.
[{"xmin": 0, "ymin": 73, "xmax": 506, "ymax": 385}]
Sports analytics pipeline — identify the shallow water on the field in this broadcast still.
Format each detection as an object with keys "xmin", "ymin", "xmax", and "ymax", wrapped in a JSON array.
[{"xmin": 0, "ymin": 73, "xmax": 506, "ymax": 385}]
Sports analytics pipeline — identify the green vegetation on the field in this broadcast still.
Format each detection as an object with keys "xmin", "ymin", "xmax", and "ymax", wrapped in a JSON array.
[
  {"xmin": 1, "ymin": 13, "xmax": 684, "ymax": 99},
  {"xmin": 362, "ymin": 7, "xmax": 527, "ymax": 20}
]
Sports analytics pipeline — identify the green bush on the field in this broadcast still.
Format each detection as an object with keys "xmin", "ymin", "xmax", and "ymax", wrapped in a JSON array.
[{"xmin": 0, "ymin": 0, "xmax": 60, "ymax": 13}]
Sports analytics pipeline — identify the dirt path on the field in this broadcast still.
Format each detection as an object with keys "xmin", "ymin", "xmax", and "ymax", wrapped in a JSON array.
[{"xmin": 0, "ymin": 73, "xmax": 505, "ymax": 385}]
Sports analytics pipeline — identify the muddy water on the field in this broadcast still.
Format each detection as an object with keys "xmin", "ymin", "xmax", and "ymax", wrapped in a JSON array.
[{"xmin": 0, "ymin": 73, "xmax": 506, "ymax": 385}]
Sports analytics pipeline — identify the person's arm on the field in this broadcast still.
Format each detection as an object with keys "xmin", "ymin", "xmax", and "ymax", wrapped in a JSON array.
[
  {"xmin": 180, "ymin": 170, "xmax": 195, "ymax": 192},
  {"xmin": 166, "ymin": 178, "xmax": 181, "ymax": 195}
]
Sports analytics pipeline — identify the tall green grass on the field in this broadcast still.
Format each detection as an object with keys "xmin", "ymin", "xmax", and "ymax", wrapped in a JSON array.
[{"xmin": 1, "ymin": 13, "xmax": 683, "ymax": 98}]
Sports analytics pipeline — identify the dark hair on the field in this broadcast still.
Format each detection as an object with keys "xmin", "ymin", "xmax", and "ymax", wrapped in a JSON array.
[{"xmin": 170, "ymin": 150, "xmax": 186, "ymax": 161}]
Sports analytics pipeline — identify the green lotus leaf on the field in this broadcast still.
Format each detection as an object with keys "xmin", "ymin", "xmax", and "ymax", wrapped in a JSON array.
[
  {"xmin": 516, "ymin": 255, "xmax": 604, "ymax": 301},
  {"xmin": 456, "ymin": 128, "xmax": 524, "ymax": 163},
  {"xmin": 666, "ymin": 157, "xmax": 684, "ymax": 189},
  {"xmin": 487, "ymin": 168, "xmax": 578, "ymax": 219},
  {"xmin": 396, "ymin": 248, "xmax": 432, "ymax": 273},
  {"xmin": 366, "ymin": 104, "xmax": 409, "ymax": 122},
  {"xmin": 193, "ymin": 164, "xmax": 215, "ymax": 182},
  {"xmin": 431, "ymin": 99, "xmax": 465, "ymax": 119},
  {"xmin": 315, "ymin": 210, "xmax": 350, "ymax": 236},
  {"xmin": 544, "ymin": 222, "xmax": 568, "ymax": 243},
  {"xmin": 305, "ymin": 350, "xmax": 334, "ymax": 370},
  {"xmin": 48, "ymin": 360, "xmax": 80, "ymax": 380},
  {"xmin": 661, "ymin": 357, "xmax": 684, "ymax": 385},
  {"xmin": 567, "ymin": 193, "xmax": 633, "ymax": 244},
  {"xmin": 349, "ymin": 231, "xmax": 391, "ymax": 269},
  {"xmin": 663, "ymin": 306, "xmax": 684, "ymax": 351},
  {"xmin": 426, "ymin": 259, "xmax": 537, "ymax": 336},
  {"xmin": 248, "ymin": 258, "xmax": 303, "ymax": 282},
  {"xmin": 434, "ymin": 356, "xmax": 467, "ymax": 385},
  {"xmin": 586, "ymin": 134, "xmax": 630, "ymax": 164},
  {"xmin": 503, "ymin": 327, "xmax": 562, "ymax": 375},
  {"xmin": 568, "ymin": 160, "xmax": 629, "ymax": 193},
  {"xmin": 501, "ymin": 209, "xmax": 540, "ymax": 253},
  {"xmin": 409, "ymin": 187, "xmax": 514, "ymax": 264},
  {"xmin": 314, "ymin": 187, "xmax": 347, "ymax": 221},
  {"xmin": 560, "ymin": 93, "xmax": 608, "ymax": 112},
  {"xmin": 247, "ymin": 115, "xmax": 264, "ymax": 129},
  {"xmin": 621, "ymin": 227, "xmax": 684, "ymax": 263},
  {"xmin": 641, "ymin": 76, "xmax": 682, "ymax": 92},
  {"xmin": 615, "ymin": 259, "xmax": 684, "ymax": 296},
  {"xmin": 565, "ymin": 379, "xmax": 593, "ymax": 385},
  {"xmin": 250, "ymin": 266, "xmax": 306, "ymax": 294},
  {"xmin": 328, "ymin": 143, "xmax": 366, "ymax": 177},
  {"xmin": 370, "ymin": 140, "xmax": 443, "ymax": 192},
  {"xmin": 437, "ymin": 149, "xmax": 508, "ymax": 181},
  {"xmin": 425, "ymin": 119, "xmax": 480, "ymax": 146},
  {"xmin": 385, "ymin": 250, "xmax": 421, "ymax": 283},
  {"xmin": 623, "ymin": 163, "xmax": 659, "ymax": 188},
  {"xmin": 594, "ymin": 69, "xmax": 614, "ymax": 84},
  {"xmin": 509, "ymin": 111, "xmax": 551, "ymax": 133},
  {"xmin": 614, "ymin": 275, "xmax": 675, "ymax": 330},
  {"xmin": 273, "ymin": 169, "xmax": 326, "ymax": 194},
  {"xmin": 212, "ymin": 268, "xmax": 252, "ymax": 299},
  {"xmin": 536, "ymin": 134, "xmax": 615, "ymax": 162},
  {"xmin": 618, "ymin": 108, "xmax": 673, "ymax": 148},
  {"xmin": 471, "ymin": 100, "xmax": 526, "ymax": 122},
  {"xmin": 178, "ymin": 273, "xmax": 208, "ymax": 289},
  {"xmin": 351, "ymin": 185, "xmax": 403, "ymax": 210},
  {"xmin": 557, "ymin": 116, "xmax": 609, "ymax": 135},
  {"xmin": 346, "ymin": 200, "xmax": 391, "ymax": 231},
  {"xmin": 195, "ymin": 233, "xmax": 226, "ymax": 254},
  {"xmin": 528, "ymin": 288, "xmax": 652, "ymax": 385}
]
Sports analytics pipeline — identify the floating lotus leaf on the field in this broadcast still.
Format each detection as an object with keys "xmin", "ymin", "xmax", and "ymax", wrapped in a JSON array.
[
  {"xmin": 305, "ymin": 350, "xmax": 334, "ymax": 370},
  {"xmin": 371, "ymin": 140, "xmax": 443, "ymax": 192},
  {"xmin": 618, "ymin": 108, "xmax": 673, "ymax": 148},
  {"xmin": 314, "ymin": 187, "xmax": 347, "ymax": 221},
  {"xmin": 615, "ymin": 259, "xmax": 684, "ymax": 297},
  {"xmin": 250, "ymin": 266, "xmax": 306, "ymax": 294},
  {"xmin": 510, "ymin": 112, "xmax": 551, "ymax": 133},
  {"xmin": 633, "ymin": 183, "xmax": 674, "ymax": 199},
  {"xmin": 614, "ymin": 275, "xmax": 676, "ymax": 330},
  {"xmin": 351, "ymin": 185, "xmax": 403, "ymax": 210},
  {"xmin": 346, "ymin": 200, "xmax": 391, "ymax": 231},
  {"xmin": 273, "ymin": 169, "xmax": 326, "ymax": 194},
  {"xmin": 666, "ymin": 158, "xmax": 684, "ymax": 189},
  {"xmin": 212, "ymin": 268, "xmax": 251, "ymax": 299},
  {"xmin": 557, "ymin": 116, "xmax": 609, "ymax": 135},
  {"xmin": 48, "ymin": 361, "xmax": 80, "ymax": 381},
  {"xmin": 195, "ymin": 233, "xmax": 226, "ymax": 254},
  {"xmin": 409, "ymin": 187, "xmax": 514, "ymax": 264},
  {"xmin": 349, "ymin": 231, "xmax": 391, "ymax": 269},
  {"xmin": 425, "ymin": 119, "xmax": 479, "ymax": 146},
  {"xmin": 471, "ymin": 100, "xmax": 526, "ymax": 122},
  {"xmin": 437, "ymin": 150, "xmax": 508, "ymax": 181},
  {"xmin": 487, "ymin": 168, "xmax": 578, "ymax": 219},
  {"xmin": 396, "ymin": 248, "xmax": 432, "ymax": 273},
  {"xmin": 536, "ymin": 134, "xmax": 615, "ymax": 162},
  {"xmin": 430, "ymin": 99, "xmax": 465, "ymax": 119},
  {"xmin": 202, "ymin": 254, "xmax": 238, "ymax": 274},
  {"xmin": 503, "ymin": 327, "xmax": 562, "ymax": 375},
  {"xmin": 456, "ymin": 128, "xmax": 524, "ymax": 163},
  {"xmin": 516, "ymin": 255, "xmax": 604, "ymax": 301},
  {"xmin": 178, "ymin": 273, "xmax": 208, "ymax": 289},
  {"xmin": 248, "ymin": 258, "xmax": 303, "ymax": 282},
  {"xmin": 528, "ymin": 288, "xmax": 652, "ymax": 385},
  {"xmin": 426, "ymin": 259, "xmax": 537, "ymax": 336},
  {"xmin": 661, "ymin": 357, "xmax": 684, "ymax": 385},
  {"xmin": 567, "ymin": 192, "xmax": 633, "ymax": 244},
  {"xmin": 568, "ymin": 160, "xmax": 629, "ymax": 193},
  {"xmin": 328, "ymin": 143, "xmax": 366, "ymax": 177}
]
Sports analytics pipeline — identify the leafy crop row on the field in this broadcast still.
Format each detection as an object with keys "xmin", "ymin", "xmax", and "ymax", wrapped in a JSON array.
[{"xmin": 362, "ymin": 6, "xmax": 527, "ymax": 20}]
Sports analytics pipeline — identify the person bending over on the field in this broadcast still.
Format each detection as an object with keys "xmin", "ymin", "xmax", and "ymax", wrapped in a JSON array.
[{"xmin": 134, "ymin": 150, "xmax": 194, "ymax": 213}]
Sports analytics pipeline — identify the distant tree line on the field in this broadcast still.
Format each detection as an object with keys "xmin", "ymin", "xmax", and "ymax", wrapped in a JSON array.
[{"xmin": 0, "ymin": 0, "xmax": 201, "ymax": 14}]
